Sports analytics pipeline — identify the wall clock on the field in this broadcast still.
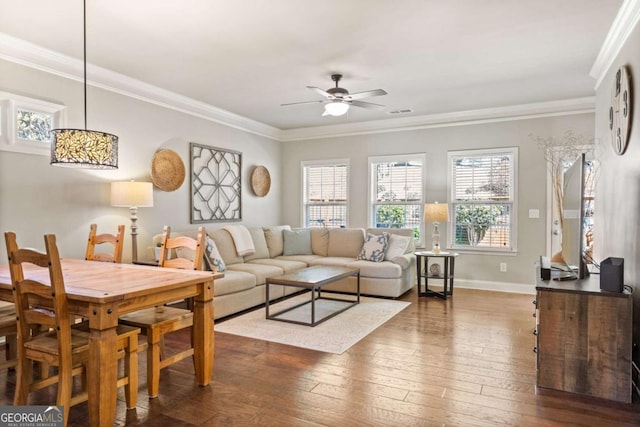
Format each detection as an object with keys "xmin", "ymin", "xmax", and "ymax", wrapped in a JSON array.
[{"xmin": 609, "ymin": 65, "xmax": 632, "ymax": 155}]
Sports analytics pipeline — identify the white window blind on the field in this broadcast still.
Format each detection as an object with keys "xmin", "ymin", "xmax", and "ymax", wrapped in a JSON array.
[
  {"xmin": 449, "ymin": 148, "xmax": 517, "ymax": 251},
  {"xmin": 369, "ymin": 154, "xmax": 425, "ymax": 244},
  {"xmin": 303, "ymin": 160, "xmax": 348, "ymax": 228}
]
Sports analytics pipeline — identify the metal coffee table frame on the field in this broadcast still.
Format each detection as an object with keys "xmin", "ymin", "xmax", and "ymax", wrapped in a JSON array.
[{"xmin": 266, "ymin": 265, "xmax": 360, "ymax": 327}]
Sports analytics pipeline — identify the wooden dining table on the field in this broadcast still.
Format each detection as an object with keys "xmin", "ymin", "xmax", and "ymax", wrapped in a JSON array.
[{"xmin": 0, "ymin": 258, "xmax": 221, "ymax": 427}]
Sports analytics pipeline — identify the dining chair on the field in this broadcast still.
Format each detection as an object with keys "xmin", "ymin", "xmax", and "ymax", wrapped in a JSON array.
[
  {"xmin": 0, "ymin": 302, "xmax": 17, "ymax": 370},
  {"xmin": 85, "ymin": 223, "xmax": 125, "ymax": 263},
  {"xmin": 119, "ymin": 225, "xmax": 206, "ymax": 398},
  {"xmin": 4, "ymin": 232, "xmax": 140, "ymax": 425}
]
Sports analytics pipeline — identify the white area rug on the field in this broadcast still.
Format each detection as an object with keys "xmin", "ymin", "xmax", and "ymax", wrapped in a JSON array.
[{"xmin": 214, "ymin": 294, "xmax": 410, "ymax": 354}]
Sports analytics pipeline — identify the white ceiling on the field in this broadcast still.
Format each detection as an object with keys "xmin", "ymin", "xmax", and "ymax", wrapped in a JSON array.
[{"xmin": 0, "ymin": 0, "xmax": 623, "ymax": 132}]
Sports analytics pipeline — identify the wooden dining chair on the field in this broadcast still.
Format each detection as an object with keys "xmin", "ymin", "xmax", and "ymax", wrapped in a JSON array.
[
  {"xmin": 0, "ymin": 303, "xmax": 17, "ymax": 371},
  {"xmin": 4, "ymin": 232, "xmax": 140, "ymax": 424},
  {"xmin": 85, "ymin": 223, "xmax": 125, "ymax": 263},
  {"xmin": 119, "ymin": 225, "xmax": 206, "ymax": 398}
]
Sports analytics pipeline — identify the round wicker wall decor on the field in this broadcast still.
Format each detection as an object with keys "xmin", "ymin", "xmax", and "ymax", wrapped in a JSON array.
[
  {"xmin": 251, "ymin": 166, "xmax": 271, "ymax": 197},
  {"xmin": 151, "ymin": 149, "xmax": 185, "ymax": 192}
]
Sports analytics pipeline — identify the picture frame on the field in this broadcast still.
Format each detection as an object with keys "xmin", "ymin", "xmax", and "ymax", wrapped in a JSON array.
[{"xmin": 190, "ymin": 142, "xmax": 242, "ymax": 223}]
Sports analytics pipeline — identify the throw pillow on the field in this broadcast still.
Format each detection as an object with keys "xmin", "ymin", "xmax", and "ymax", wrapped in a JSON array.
[
  {"xmin": 204, "ymin": 236, "xmax": 226, "ymax": 272},
  {"xmin": 358, "ymin": 233, "xmax": 390, "ymax": 262},
  {"xmin": 384, "ymin": 234, "xmax": 411, "ymax": 260},
  {"xmin": 283, "ymin": 229, "xmax": 313, "ymax": 256}
]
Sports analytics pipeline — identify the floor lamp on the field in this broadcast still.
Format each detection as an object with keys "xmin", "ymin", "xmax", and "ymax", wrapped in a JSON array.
[
  {"xmin": 424, "ymin": 202, "xmax": 449, "ymax": 254},
  {"xmin": 111, "ymin": 181, "xmax": 154, "ymax": 262}
]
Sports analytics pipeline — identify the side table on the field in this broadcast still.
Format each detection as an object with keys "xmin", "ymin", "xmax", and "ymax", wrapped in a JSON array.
[{"xmin": 415, "ymin": 251, "xmax": 459, "ymax": 299}]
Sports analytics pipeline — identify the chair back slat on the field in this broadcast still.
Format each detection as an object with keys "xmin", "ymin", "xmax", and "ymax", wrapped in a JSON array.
[
  {"xmin": 158, "ymin": 226, "xmax": 206, "ymax": 271},
  {"xmin": 4, "ymin": 232, "xmax": 72, "ymax": 357},
  {"xmin": 85, "ymin": 224, "xmax": 125, "ymax": 263}
]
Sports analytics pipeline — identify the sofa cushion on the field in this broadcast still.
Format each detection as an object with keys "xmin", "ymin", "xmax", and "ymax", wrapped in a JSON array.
[
  {"xmin": 204, "ymin": 236, "xmax": 226, "ymax": 272},
  {"xmin": 283, "ymin": 229, "xmax": 312, "ymax": 255},
  {"xmin": 384, "ymin": 234, "xmax": 411, "ymax": 260},
  {"xmin": 243, "ymin": 227, "xmax": 271, "ymax": 262},
  {"xmin": 357, "ymin": 233, "xmax": 389, "ymax": 262},
  {"xmin": 226, "ymin": 263, "xmax": 284, "ymax": 285},
  {"xmin": 213, "ymin": 270, "xmax": 256, "ymax": 297},
  {"xmin": 248, "ymin": 258, "xmax": 307, "ymax": 273},
  {"xmin": 211, "ymin": 228, "xmax": 245, "ymax": 265},
  {"xmin": 308, "ymin": 257, "xmax": 354, "ymax": 267},
  {"xmin": 263, "ymin": 225, "xmax": 291, "ymax": 258},
  {"xmin": 347, "ymin": 260, "xmax": 403, "ymax": 279},
  {"xmin": 367, "ymin": 227, "xmax": 416, "ymax": 253},
  {"xmin": 277, "ymin": 254, "xmax": 323, "ymax": 264},
  {"xmin": 327, "ymin": 228, "xmax": 365, "ymax": 258},
  {"xmin": 310, "ymin": 228, "xmax": 329, "ymax": 256}
]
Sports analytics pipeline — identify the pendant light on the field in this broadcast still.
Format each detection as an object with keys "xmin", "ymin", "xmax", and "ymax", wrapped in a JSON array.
[{"xmin": 51, "ymin": 0, "xmax": 118, "ymax": 169}]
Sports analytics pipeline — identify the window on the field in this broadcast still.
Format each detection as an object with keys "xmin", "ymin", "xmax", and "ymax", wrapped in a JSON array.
[
  {"xmin": 448, "ymin": 148, "xmax": 517, "ymax": 252},
  {"xmin": 0, "ymin": 92, "xmax": 65, "ymax": 156},
  {"xmin": 369, "ymin": 154, "xmax": 425, "ymax": 244},
  {"xmin": 302, "ymin": 160, "xmax": 349, "ymax": 228}
]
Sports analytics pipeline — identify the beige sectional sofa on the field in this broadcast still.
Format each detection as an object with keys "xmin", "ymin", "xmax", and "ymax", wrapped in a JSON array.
[{"xmin": 152, "ymin": 226, "xmax": 415, "ymax": 319}]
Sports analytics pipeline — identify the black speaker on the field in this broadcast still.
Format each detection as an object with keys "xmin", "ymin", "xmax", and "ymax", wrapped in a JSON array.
[{"xmin": 600, "ymin": 257, "xmax": 624, "ymax": 293}]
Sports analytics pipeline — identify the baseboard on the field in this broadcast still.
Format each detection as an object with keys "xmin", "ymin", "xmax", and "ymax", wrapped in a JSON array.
[{"xmin": 425, "ymin": 278, "xmax": 536, "ymax": 295}]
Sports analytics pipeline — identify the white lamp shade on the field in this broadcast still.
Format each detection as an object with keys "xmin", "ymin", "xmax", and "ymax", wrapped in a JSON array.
[
  {"xmin": 323, "ymin": 101, "xmax": 350, "ymax": 116},
  {"xmin": 111, "ymin": 181, "xmax": 154, "ymax": 207},
  {"xmin": 424, "ymin": 202, "xmax": 449, "ymax": 222}
]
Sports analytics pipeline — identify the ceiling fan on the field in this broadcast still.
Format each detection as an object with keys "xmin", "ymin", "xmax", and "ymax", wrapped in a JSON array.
[{"xmin": 281, "ymin": 74, "xmax": 387, "ymax": 116}]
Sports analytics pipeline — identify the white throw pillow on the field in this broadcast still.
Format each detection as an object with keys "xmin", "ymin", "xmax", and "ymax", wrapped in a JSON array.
[
  {"xmin": 384, "ymin": 234, "xmax": 411, "ymax": 261},
  {"xmin": 357, "ymin": 233, "xmax": 390, "ymax": 263},
  {"xmin": 204, "ymin": 236, "xmax": 226, "ymax": 272}
]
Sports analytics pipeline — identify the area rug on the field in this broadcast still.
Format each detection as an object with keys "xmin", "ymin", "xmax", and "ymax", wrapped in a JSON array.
[{"xmin": 214, "ymin": 294, "xmax": 410, "ymax": 354}]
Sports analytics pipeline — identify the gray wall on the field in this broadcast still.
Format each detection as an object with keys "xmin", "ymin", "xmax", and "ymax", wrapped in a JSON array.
[
  {"xmin": 593, "ymin": 23, "xmax": 640, "ymax": 354},
  {"xmin": 281, "ymin": 114, "xmax": 595, "ymax": 290},
  {"xmin": 0, "ymin": 59, "xmax": 282, "ymax": 263}
]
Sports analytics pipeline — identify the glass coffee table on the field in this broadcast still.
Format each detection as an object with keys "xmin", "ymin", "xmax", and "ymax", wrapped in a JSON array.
[{"xmin": 265, "ymin": 265, "xmax": 360, "ymax": 327}]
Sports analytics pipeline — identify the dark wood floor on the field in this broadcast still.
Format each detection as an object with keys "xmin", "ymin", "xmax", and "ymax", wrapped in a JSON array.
[{"xmin": 1, "ymin": 288, "xmax": 639, "ymax": 426}]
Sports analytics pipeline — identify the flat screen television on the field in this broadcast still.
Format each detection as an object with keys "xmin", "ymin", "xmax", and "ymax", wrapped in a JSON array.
[{"xmin": 555, "ymin": 153, "xmax": 587, "ymax": 280}]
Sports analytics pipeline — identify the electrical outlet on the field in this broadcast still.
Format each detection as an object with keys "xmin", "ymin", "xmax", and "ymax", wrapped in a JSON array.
[{"xmin": 500, "ymin": 262, "xmax": 507, "ymax": 272}]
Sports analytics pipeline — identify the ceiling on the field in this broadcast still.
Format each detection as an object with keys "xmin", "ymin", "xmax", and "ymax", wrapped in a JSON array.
[{"xmin": 0, "ymin": 0, "xmax": 623, "ymax": 132}]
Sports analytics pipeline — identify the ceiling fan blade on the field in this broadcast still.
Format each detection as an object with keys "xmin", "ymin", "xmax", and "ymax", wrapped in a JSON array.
[
  {"xmin": 350, "ymin": 100, "xmax": 385, "ymax": 110},
  {"xmin": 280, "ymin": 100, "xmax": 325, "ymax": 107},
  {"xmin": 346, "ymin": 89, "xmax": 387, "ymax": 101},
  {"xmin": 307, "ymin": 86, "xmax": 334, "ymax": 99}
]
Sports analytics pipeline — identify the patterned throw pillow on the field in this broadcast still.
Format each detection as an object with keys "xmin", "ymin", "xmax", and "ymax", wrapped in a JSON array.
[
  {"xmin": 204, "ymin": 236, "xmax": 226, "ymax": 272},
  {"xmin": 357, "ymin": 233, "xmax": 390, "ymax": 262}
]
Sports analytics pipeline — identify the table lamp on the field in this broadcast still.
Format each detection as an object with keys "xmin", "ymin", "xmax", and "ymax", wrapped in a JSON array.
[
  {"xmin": 424, "ymin": 202, "xmax": 449, "ymax": 254},
  {"xmin": 111, "ymin": 181, "xmax": 154, "ymax": 262}
]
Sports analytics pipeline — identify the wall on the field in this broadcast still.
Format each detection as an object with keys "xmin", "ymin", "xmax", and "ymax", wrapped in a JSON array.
[
  {"xmin": 0, "ymin": 59, "xmax": 282, "ymax": 263},
  {"xmin": 593, "ymin": 21, "xmax": 640, "ymax": 358},
  {"xmin": 281, "ymin": 114, "xmax": 595, "ymax": 291}
]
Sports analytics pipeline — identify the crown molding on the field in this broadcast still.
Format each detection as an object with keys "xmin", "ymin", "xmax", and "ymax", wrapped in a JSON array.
[
  {"xmin": 0, "ymin": 32, "xmax": 595, "ymax": 143},
  {"xmin": 590, "ymin": 0, "xmax": 640, "ymax": 90},
  {"xmin": 278, "ymin": 98, "xmax": 595, "ymax": 141},
  {"xmin": 0, "ymin": 33, "xmax": 282, "ymax": 141}
]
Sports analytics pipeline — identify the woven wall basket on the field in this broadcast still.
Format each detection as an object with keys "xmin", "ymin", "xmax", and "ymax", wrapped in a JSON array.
[
  {"xmin": 251, "ymin": 166, "xmax": 271, "ymax": 197},
  {"xmin": 151, "ymin": 149, "xmax": 185, "ymax": 192}
]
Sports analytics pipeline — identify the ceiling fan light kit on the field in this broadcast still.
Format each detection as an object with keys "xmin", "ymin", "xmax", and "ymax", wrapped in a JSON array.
[
  {"xmin": 282, "ymin": 73, "xmax": 387, "ymax": 117},
  {"xmin": 323, "ymin": 101, "xmax": 350, "ymax": 116}
]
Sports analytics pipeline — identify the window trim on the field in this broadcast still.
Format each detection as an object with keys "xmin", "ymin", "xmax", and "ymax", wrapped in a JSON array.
[
  {"xmin": 0, "ymin": 92, "xmax": 66, "ymax": 156},
  {"xmin": 300, "ymin": 158, "xmax": 350, "ymax": 228},
  {"xmin": 447, "ymin": 147, "xmax": 518, "ymax": 254},
  {"xmin": 368, "ymin": 153, "xmax": 426, "ymax": 247}
]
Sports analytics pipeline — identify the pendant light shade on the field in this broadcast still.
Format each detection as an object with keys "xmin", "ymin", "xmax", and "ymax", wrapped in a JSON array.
[
  {"xmin": 51, "ymin": 0, "xmax": 118, "ymax": 169},
  {"xmin": 51, "ymin": 129, "xmax": 118, "ymax": 169}
]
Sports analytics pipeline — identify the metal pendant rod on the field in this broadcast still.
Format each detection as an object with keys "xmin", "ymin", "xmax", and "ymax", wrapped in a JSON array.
[{"xmin": 83, "ymin": 0, "xmax": 87, "ymax": 130}]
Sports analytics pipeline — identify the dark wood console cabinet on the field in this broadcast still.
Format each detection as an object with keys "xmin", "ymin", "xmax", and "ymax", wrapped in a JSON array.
[{"xmin": 535, "ymin": 274, "xmax": 633, "ymax": 403}]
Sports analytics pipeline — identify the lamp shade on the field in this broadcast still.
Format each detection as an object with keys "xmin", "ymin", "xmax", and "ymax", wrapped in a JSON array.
[
  {"xmin": 424, "ymin": 202, "xmax": 449, "ymax": 222},
  {"xmin": 323, "ymin": 101, "xmax": 350, "ymax": 117},
  {"xmin": 51, "ymin": 129, "xmax": 118, "ymax": 169},
  {"xmin": 111, "ymin": 181, "xmax": 154, "ymax": 207}
]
